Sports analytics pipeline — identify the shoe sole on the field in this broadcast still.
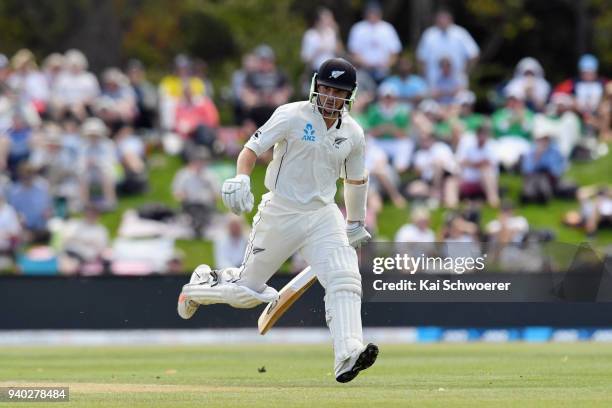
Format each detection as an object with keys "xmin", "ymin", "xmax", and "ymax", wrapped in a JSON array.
[{"xmin": 336, "ymin": 343, "xmax": 379, "ymax": 383}]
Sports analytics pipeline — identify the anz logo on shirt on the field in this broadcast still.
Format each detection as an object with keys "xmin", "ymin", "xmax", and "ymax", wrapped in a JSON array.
[{"xmin": 302, "ymin": 123, "xmax": 316, "ymax": 142}]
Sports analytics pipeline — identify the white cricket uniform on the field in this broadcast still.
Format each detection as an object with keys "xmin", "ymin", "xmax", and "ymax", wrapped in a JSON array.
[
  {"xmin": 241, "ymin": 101, "xmax": 367, "ymax": 371},
  {"xmin": 239, "ymin": 100, "xmax": 365, "ymax": 288}
]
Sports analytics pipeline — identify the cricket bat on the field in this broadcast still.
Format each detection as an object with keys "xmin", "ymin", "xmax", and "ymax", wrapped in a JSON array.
[{"xmin": 258, "ymin": 266, "xmax": 317, "ymax": 335}]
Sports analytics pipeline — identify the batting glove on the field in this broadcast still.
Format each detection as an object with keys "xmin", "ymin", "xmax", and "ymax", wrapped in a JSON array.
[
  {"xmin": 222, "ymin": 174, "xmax": 254, "ymax": 214},
  {"xmin": 346, "ymin": 221, "xmax": 371, "ymax": 248}
]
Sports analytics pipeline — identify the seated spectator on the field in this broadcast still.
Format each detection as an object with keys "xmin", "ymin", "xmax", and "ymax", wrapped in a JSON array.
[
  {"xmin": 78, "ymin": 118, "xmax": 118, "ymax": 211},
  {"xmin": 485, "ymin": 201, "xmax": 529, "ymax": 243},
  {"xmin": 599, "ymin": 82, "xmax": 612, "ymax": 142},
  {"xmin": 454, "ymin": 90, "xmax": 485, "ymax": 133},
  {"xmin": 362, "ymin": 83, "xmax": 413, "ymax": 173},
  {"xmin": 50, "ymin": 49, "xmax": 100, "ymax": 121},
  {"xmin": 504, "ymin": 57, "xmax": 550, "ymax": 112},
  {"xmin": 7, "ymin": 163, "xmax": 52, "ymax": 243},
  {"xmin": 417, "ymin": 9, "xmax": 479, "ymax": 87},
  {"xmin": 547, "ymin": 93, "xmax": 581, "ymax": 159},
  {"xmin": 241, "ymin": 45, "xmax": 291, "ymax": 131},
  {"xmin": 159, "ymin": 54, "xmax": 206, "ymax": 131},
  {"xmin": 555, "ymin": 54, "xmax": 607, "ymax": 136},
  {"xmin": 115, "ymin": 125, "xmax": 148, "ymax": 196},
  {"xmin": 441, "ymin": 211, "xmax": 479, "ymax": 242},
  {"xmin": 214, "ymin": 214, "xmax": 249, "ymax": 269},
  {"xmin": 29, "ymin": 123, "xmax": 81, "ymax": 217},
  {"xmin": 229, "ymin": 53, "xmax": 259, "ymax": 124},
  {"xmin": 172, "ymin": 148, "xmax": 219, "ymax": 238},
  {"xmin": 364, "ymin": 135, "xmax": 406, "ymax": 208},
  {"xmin": 431, "ymin": 56, "xmax": 464, "ymax": 107},
  {"xmin": 95, "ymin": 68, "xmax": 136, "ymax": 132},
  {"xmin": 42, "ymin": 53, "xmax": 64, "ymax": 94},
  {"xmin": 301, "ymin": 7, "xmax": 342, "ymax": 75},
  {"xmin": 174, "ymin": 85, "xmax": 219, "ymax": 154},
  {"xmin": 491, "ymin": 90, "xmax": 534, "ymax": 169},
  {"xmin": 347, "ymin": 1, "xmax": 402, "ymax": 83},
  {"xmin": 409, "ymin": 131, "xmax": 459, "ymax": 208},
  {"xmin": 0, "ymin": 189, "xmax": 21, "ymax": 266},
  {"xmin": 520, "ymin": 119, "xmax": 566, "ymax": 204},
  {"xmin": 457, "ymin": 123, "xmax": 500, "ymax": 207},
  {"xmin": 352, "ymin": 65, "xmax": 377, "ymax": 114},
  {"xmin": 126, "ymin": 59, "xmax": 158, "ymax": 131},
  {"xmin": 58, "ymin": 204, "xmax": 109, "ymax": 275},
  {"xmin": 2, "ymin": 111, "xmax": 34, "ymax": 179},
  {"xmin": 8, "ymin": 49, "xmax": 49, "ymax": 113},
  {"xmin": 578, "ymin": 186, "xmax": 612, "ymax": 237},
  {"xmin": 381, "ymin": 56, "xmax": 428, "ymax": 106}
]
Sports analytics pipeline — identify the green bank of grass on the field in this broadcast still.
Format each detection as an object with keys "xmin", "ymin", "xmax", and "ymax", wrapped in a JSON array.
[
  {"xmin": 102, "ymin": 149, "xmax": 611, "ymax": 271},
  {"xmin": 2, "ymin": 344, "xmax": 612, "ymax": 407}
]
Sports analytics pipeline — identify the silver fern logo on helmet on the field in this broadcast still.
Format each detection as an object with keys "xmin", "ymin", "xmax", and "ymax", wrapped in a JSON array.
[{"xmin": 309, "ymin": 74, "xmax": 358, "ymax": 120}]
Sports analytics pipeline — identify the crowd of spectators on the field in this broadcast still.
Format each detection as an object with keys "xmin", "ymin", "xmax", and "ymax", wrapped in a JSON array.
[{"xmin": 0, "ymin": 2, "xmax": 610, "ymax": 275}]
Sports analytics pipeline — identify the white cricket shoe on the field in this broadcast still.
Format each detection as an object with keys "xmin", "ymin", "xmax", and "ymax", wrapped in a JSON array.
[
  {"xmin": 177, "ymin": 264, "xmax": 218, "ymax": 320},
  {"xmin": 335, "ymin": 343, "xmax": 379, "ymax": 383}
]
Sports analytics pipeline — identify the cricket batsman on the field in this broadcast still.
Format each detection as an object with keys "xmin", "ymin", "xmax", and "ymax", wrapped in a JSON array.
[{"xmin": 177, "ymin": 58, "xmax": 378, "ymax": 383}]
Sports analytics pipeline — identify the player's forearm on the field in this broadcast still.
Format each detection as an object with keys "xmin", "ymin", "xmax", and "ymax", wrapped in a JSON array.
[{"xmin": 236, "ymin": 147, "xmax": 258, "ymax": 176}]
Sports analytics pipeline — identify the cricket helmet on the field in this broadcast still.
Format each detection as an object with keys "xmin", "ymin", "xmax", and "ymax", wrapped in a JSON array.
[{"xmin": 309, "ymin": 58, "xmax": 358, "ymax": 119}]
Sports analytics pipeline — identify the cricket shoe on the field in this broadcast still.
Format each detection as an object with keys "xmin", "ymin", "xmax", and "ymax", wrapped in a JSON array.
[
  {"xmin": 335, "ymin": 343, "xmax": 379, "ymax": 383},
  {"xmin": 177, "ymin": 264, "xmax": 219, "ymax": 319}
]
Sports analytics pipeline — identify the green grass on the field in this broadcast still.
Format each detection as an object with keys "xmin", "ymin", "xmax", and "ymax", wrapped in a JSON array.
[
  {"xmin": 100, "ymin": 147, "xmax": 611, "ymax": 271},
  {"xmin": 2, "ymin": 343, "xmax": 612, "ymax": 407}
]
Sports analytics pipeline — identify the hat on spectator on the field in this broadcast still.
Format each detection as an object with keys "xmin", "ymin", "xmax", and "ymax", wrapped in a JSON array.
[
  {"xmin": 12, "ymin": 49, "xmax": 37, "ymax": 70},
  {"xmin": 578, "ymin": 54, "xmax": 598, "ymax": 73},
  {"xmin": 127, "ymin": 58, "xmax": 144, "ymax": 71},
  {"xmin": 515, "ymin": 57, "xmax": 544, "ymax": 77},
  {"xmin": 505, "ymin": 87, "xmax": 524, "ymax": 101},
  {"xmin": 65, "ymin": 49, "xmax": 88, "ymax": 70},
  {"xmin": 254, "ymin": 44, "xmax": 275, "ymax": 61},
  {"xmin": 103, "ymin": 67, "xmax": 128, "ymax": 87},
  {"xmin": 43, "ymin": 53, "xmax": 64, "ymax": 70},
  {"xmin": 377, "ymin": 82, "xmax": 398, "ymax": 98},
  {"xmin": 533, "ymin": 116, "xmax": 557, "ymax": 140},
  {"xmin": 418, "ymin": 99, "xmax": 441, "ymax": 115},
  {"xmin": 0, "ymin": 54, "xmax": 7, "ymax": 69},
  {"xmin": 44, "ymin": 124, "xmax": 63, "ymax": 146},
  {"xmin": 81, "ymin": 117, "xmax": 108, "ymax": 138},
  {"xmin": 550, "ymin": 92, "xmax": 574, "ymax": 108},
  {"xmin": 456, "ymin": 90, "xmax": 476, "ymax": 105},
  {"xmin": 174, "ymin": 54, "xmax": 191, "ymax": 69}
]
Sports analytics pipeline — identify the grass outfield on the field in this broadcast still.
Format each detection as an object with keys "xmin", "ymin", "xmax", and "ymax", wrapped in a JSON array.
[{"xmin": 2, "ymin": 344, "xmax": 612, "ymax": 407}]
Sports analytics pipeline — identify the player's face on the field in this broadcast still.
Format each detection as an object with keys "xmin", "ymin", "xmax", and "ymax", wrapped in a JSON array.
[{"xmin": 316, "ymin": 85, "xmax": 350, "ymax": 118}]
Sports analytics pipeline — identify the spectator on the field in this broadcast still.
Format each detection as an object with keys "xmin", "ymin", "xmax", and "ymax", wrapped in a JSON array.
[
  {"xmin": 441, "ymin": 211, "xmax": 479, "ymax": 243},
  {"xmin": 7, "ymin": 163, "xmax": 52, "ymax": 243},
  {"xmin": 380, "ymin": 56, "xmax": 428, "ymax": 106},
  {"xmin": 347, "ymin": 1, "xmax": 402, "ymax": 83},
  {"xmin": 431, "ymin": 56, "xmax": 464, "ymax": 106},
  {"xmin": 575, "ymin": 186, "xmax": 612, "ymax": 237},
  {"xmin": 0, "ymin": 189, "xmax": 21, "ymax": 264},
  {"xmin": 95, "ymin": 68, "xmax": 136, "ymax": 132},
  {"xmin": 58, "ymin": 204, "xmax": 109, "ymax": 274},
  {"xmin": 361, "ymin": 83, "xmax": 413, "ymax": 173},
  {"xmin": 78, "ymin": 118, "xmax": 118, "ymax": 211},
  {"xmin": 520, "ymin": 118, "xmax": 566, "ymax": 204},
  {"xmin": 8, "ymin": 49, "xmax": 49, "ymax": 113},
  {"xmin": 115, "ymin": 125, "xmax": 148, "ymax": 196},
  {"xmin": 50, "ymin": 49, "xmax": 100, "ymax": 120},
  {"xmin": 29, "ymin": 123, "xmax": 81, "ymax": 217},
  {"xmin": 174, "ymin": 85, "xmax": 219, "ymax": 149},
  {"xmin": 491, "ymin": 90, "xmax": 534, "ymax": 169},
  {"xmin": 172, "ymin": 147, "xmax": 219, "ymax": 238},
  {"xmin": 214, "ymin": 214, "xmax": 249, "ymax": 269},
  {"xmin": 454, "ymin": 90, "xmax": 485, "ymax": 133},
  {"xmin": 159, "ymin": 54, "xmax": 206, "ymax": 130},
  {"xmin": 229, "ymin": 53, "xmax": 259, "ymax": 124},
  {"xmin": 301, "ymin": 7, "xmax": 342, "ymax": 74},
  {"xmin": 364, "ymin": 135, "xmax": 406, "ymax": 208},
  {"xmin": 486, "ymin": 201, "xmax": 529, "ymax": 243},
  {"xmin": 409, "ymin": 131, "xmax": 459, "ymax": 208},
  {"xmin": 192, "ymin": 58, "xmax": 215, "ymax": 99},
  {"xmin": 457, "ymin": 123, "xmax": 500, "ymax": 207},
  {"xmin": 42, "ymin": 53, "xmax": 64, "ymax": 93},
  {"xmin": 126, "ymin": 59, "xmax": 158, "ymax": 131},
  {"xmin": 504, "ymin": 57, "xmax": 550, "ymax": 112},
  {"xmin": 548, "ymin": 93, "xmax": 581, "ymax": 159},
  {"xmin": 241, "ymin": 45, "xmax": 291, "ymax": 130},
  {"xmin": 417, "ymin": 9, "xmax": 479, "ymax": 87},
  {"xmin": 600, "ymin": 82, "xmax": 612, "ymax": 142},
  {"xmin": 2, "ymin": 111, "xmax": 35, "ymax": 179},
  {"xmin": 555, "ymin": 54, "xmax": 607, "ymax": 135}
]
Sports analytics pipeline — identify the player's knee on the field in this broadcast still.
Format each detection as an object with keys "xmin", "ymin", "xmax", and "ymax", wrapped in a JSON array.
[{"xmin": 324, "ymin": 245, "xmax": 361, "ymax": 297}]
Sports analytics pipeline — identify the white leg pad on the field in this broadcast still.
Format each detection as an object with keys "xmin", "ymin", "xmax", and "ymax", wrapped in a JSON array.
[{"xmin": 322, "ymin": 246, "xmax": 364, "ymax": 368}]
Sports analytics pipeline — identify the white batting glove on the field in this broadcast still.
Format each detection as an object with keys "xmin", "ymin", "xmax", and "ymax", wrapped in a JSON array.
[
  {"xmin": 222, "ymin": 174, "xmax": 254, "ymax": 214},
  {"xmin": 346, "ymin": 221, "xmax": 371, "ymax": 248}
]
